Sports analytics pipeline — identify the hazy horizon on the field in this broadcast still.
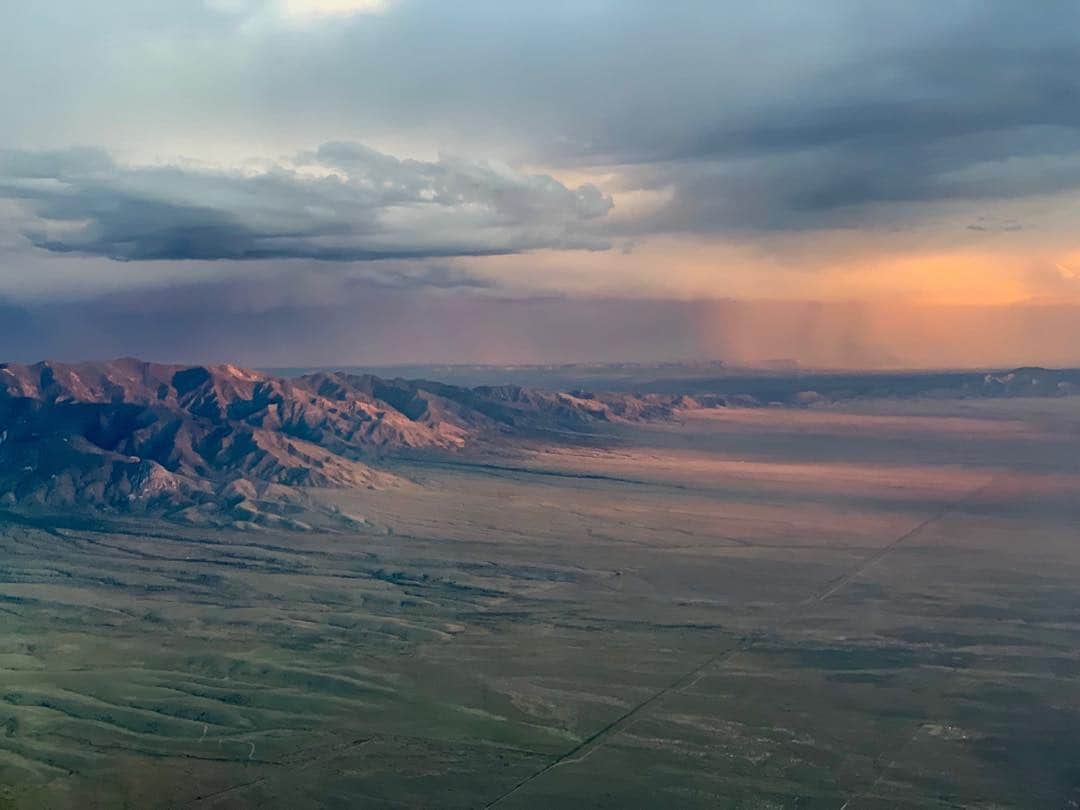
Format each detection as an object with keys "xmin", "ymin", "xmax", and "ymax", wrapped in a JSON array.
[{"xmin": 4, "ymin": 295, "xmax": 1080, "ymax": 371}]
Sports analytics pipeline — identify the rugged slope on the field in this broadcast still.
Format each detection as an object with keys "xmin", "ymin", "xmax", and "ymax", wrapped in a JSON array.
[{"xmin": 0, "ymin": 358, "xmax": 680, "ymax": 525}]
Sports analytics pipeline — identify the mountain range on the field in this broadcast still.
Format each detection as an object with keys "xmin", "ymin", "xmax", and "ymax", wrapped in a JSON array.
[
  {"xmin": 3, "ymin": 358, "xmax": 1078, "ymax": 528},
  {"xmin": 0, "ymin": 358, "xmax": 680, "ymax": 527}
]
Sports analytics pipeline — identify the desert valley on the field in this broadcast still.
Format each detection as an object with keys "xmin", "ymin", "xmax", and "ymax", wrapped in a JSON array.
[{"xmin": 0, "ymin": 360, "xmax": 1079, "ymax": 807}]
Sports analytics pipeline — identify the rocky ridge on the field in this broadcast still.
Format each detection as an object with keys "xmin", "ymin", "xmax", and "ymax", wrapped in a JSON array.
[{"xmin": 0, "ymin": 358, "xmax": 683, "ymax": 526}]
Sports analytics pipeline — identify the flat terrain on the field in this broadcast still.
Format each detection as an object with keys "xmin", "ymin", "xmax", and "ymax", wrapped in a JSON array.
[{"xmin": 2, "ymin": 398, "xmax": 1080, "ymax": 807}]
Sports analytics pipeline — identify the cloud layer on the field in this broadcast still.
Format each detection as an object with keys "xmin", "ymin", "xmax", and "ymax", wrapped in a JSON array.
[
  {"xmin": 0, "ymin": 143, "xmax": 612, "ymax": 261},
  {"xmin": 6, "ymin": 2, "xmax": 1079, "ymax": 242},
  {"xmin": 2, "ymin": 2, "xmax": 1080, "ymax": 364}
]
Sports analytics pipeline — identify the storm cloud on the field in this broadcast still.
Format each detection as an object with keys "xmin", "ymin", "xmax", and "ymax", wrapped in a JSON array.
[
  {"xmin": 607, "ymin": 4, "xmax": 1080, "ymax": 233},
  {"xmin": 4, "ymin": 3, "xmax": 1080, "ymax": 243},
  {"xmin": 0, "ymin": 143, "xmax": 612, "ymax": 261}
]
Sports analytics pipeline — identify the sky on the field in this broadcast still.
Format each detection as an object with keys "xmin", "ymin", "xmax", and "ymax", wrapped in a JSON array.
[{"xmin": 2, "ymin": 0, "xmax": 1080, "ymax": 368}]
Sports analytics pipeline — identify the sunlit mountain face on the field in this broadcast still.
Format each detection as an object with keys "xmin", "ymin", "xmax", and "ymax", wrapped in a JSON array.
[{"xmin": 3, "ymin": 2, "xmax": 1080, "ymax": 367}]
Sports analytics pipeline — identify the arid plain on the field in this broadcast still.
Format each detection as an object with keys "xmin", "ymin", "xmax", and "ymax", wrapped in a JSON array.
[{"xmin": 2, "ymin": 396, "xmax": 1080, "ymax": 808}]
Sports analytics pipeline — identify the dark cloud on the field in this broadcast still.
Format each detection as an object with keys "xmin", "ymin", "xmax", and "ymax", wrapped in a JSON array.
[
  {"xmin": 0, "ymin": 144, "xmax": 613, "ymax": 261},
  {"xmin": 966, "ymin": 217, "xmax": 1024, "ymax": 233},
  {"xmin": 610, "ymin": 3, "xmax": 1080, "ymax": 233},
  {"xmin": 354, "ymin": 264, "xmax": 493, "ymax": 290},
  {"xmin": 4, "ymin": 2, "xmax": 1080, "ymax": 243}
]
